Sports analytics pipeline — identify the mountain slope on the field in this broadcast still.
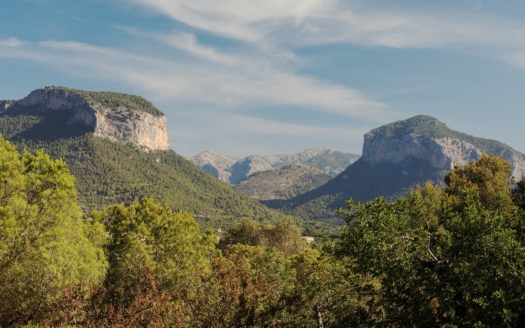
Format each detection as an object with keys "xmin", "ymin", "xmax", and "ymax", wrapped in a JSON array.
[
  {"xmin": 234, "ymin": 164, "xmax": 333, "ymax": 201},
  {"xmin": 0, "ymin": 88, "xmax": 315, "ymax": 232},
  {"xmin": 265, "ymin": 115, "xmax": 525, "ymax": 223},
  {"xmin": 188, "ymin": 148, "xmax": 360, "ymax": 184}
]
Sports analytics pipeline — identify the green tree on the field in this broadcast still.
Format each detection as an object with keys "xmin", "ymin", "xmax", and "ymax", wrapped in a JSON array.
[
  {"xmin": 185, "ymin": 244, "xmax": 295, "ymax": 327},
  {"xmin": 92, "ymin": 197, "xmax": 217, "ymax": 310},
  {"xmin": 445, "ymin": 154, "xmax": 514, "ymax": 210},
  {"xmin": 0, "ymin": 136, "xmax": 107, "ymax": 326},
  {"xmin": 223, "ymin": 217, "xmax": 308, "ymax": 256},
  {"xmin": 288, "ymin": 249, "xmax": 377, "ymax": 327},
  {"xmin": 337, "ymin": 155, "xmax": 525, "ymax": 326}
]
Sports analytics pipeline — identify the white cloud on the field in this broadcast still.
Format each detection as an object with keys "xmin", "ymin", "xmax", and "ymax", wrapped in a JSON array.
[
  {"xmin": 125, "ymin": 0, "xmax": 525, "ymax": 49},
  {"xmin": 0, "ymin": 38, "xmax": 23, "ymax": 47},
  {"xmin": 505, "ymin": 53, "xmax": 525, "ymax": 68},
  {"xmin": 0, "ymin": 38, "xmax": 390, "ymax": 120}
]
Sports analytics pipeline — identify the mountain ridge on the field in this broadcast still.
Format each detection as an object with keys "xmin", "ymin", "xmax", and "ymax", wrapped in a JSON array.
[{"xmin": 188, "ymin": 148, "xmax": 360, "ymax": 184}]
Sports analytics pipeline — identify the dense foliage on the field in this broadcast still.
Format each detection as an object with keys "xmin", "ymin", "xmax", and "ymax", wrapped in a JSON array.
[
  {"xmin": 3, "ymin": 135, "xmax": 525, "ymax": 326},
  {"xmin": 0, "ymin": 137, "xmax": 107, "ymax": 326},
  {"xmin": 54, "ymin": 86, "xmax": 165, "ymax": 116},
  {"xmin": 336, "ymin": 154, "xmax": 525, "ymax": 326}
]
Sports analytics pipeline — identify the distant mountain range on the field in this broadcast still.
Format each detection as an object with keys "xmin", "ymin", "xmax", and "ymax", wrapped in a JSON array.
[
  {"xmin": 187, "ymin": 148, "xmax": 360, "ymax": 184},
  {"xmin": 264, "ymin": 115, "xmax": 525, "ymax": 224}
]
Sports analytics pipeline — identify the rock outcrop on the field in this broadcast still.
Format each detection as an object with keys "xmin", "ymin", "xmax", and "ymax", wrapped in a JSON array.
[
  {"xmin": 188, "ymin": 148, "xmax": 360, "ymax": 184},
  {"xmin": 0, "ymin": 100, "xmax": 15, "ymax": 112},
  {"xmin": 361, "ymin": 115, "xmax": 525, "ymax": 180},
  {"xmin": 8, "ymin": 87, "xmax": 170, "ymax": 151}
]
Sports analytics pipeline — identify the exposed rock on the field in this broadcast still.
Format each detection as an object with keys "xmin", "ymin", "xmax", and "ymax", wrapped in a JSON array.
[
  {"xmin": 188, "ymin": 148, "xmax": 360, "ymax": 184},
  {"xmin": 362, "ymin": 117, "xmax": 525, "ymax": 180},
  {"xmin": 8, "ymin": 87, "xmax": 169, "ymax": 151},
  {"xmin": 189, "ymin": 150, "xmax": 240, "ymax": 183},
  {"xmin": 0, "ymin": 100, "xmax": 15, "ymax": 112}
]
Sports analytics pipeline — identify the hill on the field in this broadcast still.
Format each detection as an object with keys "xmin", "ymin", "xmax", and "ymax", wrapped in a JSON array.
[
  {"xmin": 265, "ymin": 115, "xmax": 525, "ymax": 224},
  {"xmin": 0, "ymin": 87, "xmax": 337, "ymax": 236},
  {"xmin": 234, "ymin": 164, "xmax": 333, "ymax": 200},
  {"xmin": 188, "ymin": 148, "xmax": 359, "ymax": 184}
]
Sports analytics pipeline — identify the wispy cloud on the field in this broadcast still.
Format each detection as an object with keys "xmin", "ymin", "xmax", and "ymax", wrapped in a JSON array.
[
  {"xmin": 0, "ymin": 38, "xmax": 23, "ymax": 47},
  {"xmin": 0, "ymin": 38, "xmax": 390, "ymax": 120},
  {"xmin": 125, "ymin": 0, "xmax": 525, "ymax": 49}
]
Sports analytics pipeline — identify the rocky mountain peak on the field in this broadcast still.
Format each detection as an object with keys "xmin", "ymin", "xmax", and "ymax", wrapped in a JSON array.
[
  {"xmin": 187, "ymin": 148, "xmax": 360, "ymax": 184},
  {"xmin": 6, "ymin": 87, "xmax": 170, "ymax": 151},
  {"xmin": 362, "ymin": 115, "xmax": 525, "ymax": 180}
]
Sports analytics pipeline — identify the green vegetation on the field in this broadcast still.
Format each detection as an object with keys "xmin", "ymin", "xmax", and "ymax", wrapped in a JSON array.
[
  {"xmin": 220, "ymin": 217, "xmax": 309, "ymax": 256},
  {"xmin": 0, "ymin": 137, "xmax": 107, "ymax": 326},
  {"xmin": 54, "ymin": 86, "xmax": 165, "ymax": 116},
  {"xmin": 235, "ymin": 164, "xmax": 332, "ymax": 200},
  {"xmin": 0, "ymin": 106, "xmax": 339, "ymax": 236},
  {"xmin": 336, "ymin": 154, "xmax": 525, "ymax": 326},
  {"xmin": 3, "ymin": 136, "xmax": 525, "ymax": 326},
  {"xmin": 265, "ymin": 158, "xmax": 447, "ymax": 224}
]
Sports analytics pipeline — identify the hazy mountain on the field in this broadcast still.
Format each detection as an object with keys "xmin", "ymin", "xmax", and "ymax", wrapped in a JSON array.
[
  {"xmin": 234, "ymin": 164, "xmax": 333, "ymax": 201},
  {"xmin": 188, "ymin": 148, "xmax": 360, "ymax": 184},
  {"xmin": 264, "ymin": 115, "xmax": 525, "ymax": 224}
]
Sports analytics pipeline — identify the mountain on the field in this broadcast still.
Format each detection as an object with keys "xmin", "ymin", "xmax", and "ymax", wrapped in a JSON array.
[
  {"xmin": 234, "ymin": 164, "xmax": 333, "ymax": 201},
  {"xmin": 0, "ymin": 87, "xmax": 328, "ymax": 233},
  {"xmin": 188, "ymin": 148, "xmax": 360, "ymax": 184},
  {"xmin": 265, "ymin": 115, "xmax": 525, "ymax": 223}
]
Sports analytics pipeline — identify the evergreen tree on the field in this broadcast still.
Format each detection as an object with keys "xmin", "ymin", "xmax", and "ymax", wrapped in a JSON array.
[{"xmin": 0, "ymin": 136, "xmax": 107, "ymax": 326}]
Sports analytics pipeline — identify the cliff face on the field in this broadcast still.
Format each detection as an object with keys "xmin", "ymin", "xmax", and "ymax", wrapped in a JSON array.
[
  {"xmin": 12, "ymin": 87, "xmax": 170, "ymax": 151},
  {"xmin": 361, "ymin": 117, "xmax": 525, "ymax": 180}
]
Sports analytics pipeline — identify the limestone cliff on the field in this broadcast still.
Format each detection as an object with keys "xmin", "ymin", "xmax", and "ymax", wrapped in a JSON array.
[
  {"xmin": 8, "ymin": 87, "xmax": 170, "ymax": 151},
  {"xmin": 362, "ymin": 115, "xmax": 525, "ymax": 180}
]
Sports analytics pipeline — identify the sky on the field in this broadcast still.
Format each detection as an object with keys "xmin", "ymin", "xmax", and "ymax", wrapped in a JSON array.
[{"xmin": 1, "ymin": 0, "xmax": 525, "ymax": 157}]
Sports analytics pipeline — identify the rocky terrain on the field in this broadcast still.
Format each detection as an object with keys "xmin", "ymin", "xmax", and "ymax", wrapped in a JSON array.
[
  {"xmin": 265, "ymin": 115, "xmax": 525, "ymax": 222},
  {"xmin": 2, "ymin": 87, "xmax": 170, "ymax": 151},
  {"xmin": 234, "ymin": 164, "xmax": 332, "ymax": 200},
  {"xmin": 188, "ymin": 148, "xmax": 360, "ymax": 184}
]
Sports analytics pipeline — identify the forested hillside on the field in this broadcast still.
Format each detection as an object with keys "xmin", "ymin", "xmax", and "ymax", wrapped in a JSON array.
[
  {"xmin": 0, "ymin": 105, "xmax": 335, "ymax": 235},
  {"xmin": 235, "ymin": 164, "xmax": 333, "ymax": 200}
]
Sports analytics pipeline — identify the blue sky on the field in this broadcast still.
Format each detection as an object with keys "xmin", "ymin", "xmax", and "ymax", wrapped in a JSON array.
[{"xmin": 2, "ymin": 0, "xmax": 525, "ymax": 157}]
